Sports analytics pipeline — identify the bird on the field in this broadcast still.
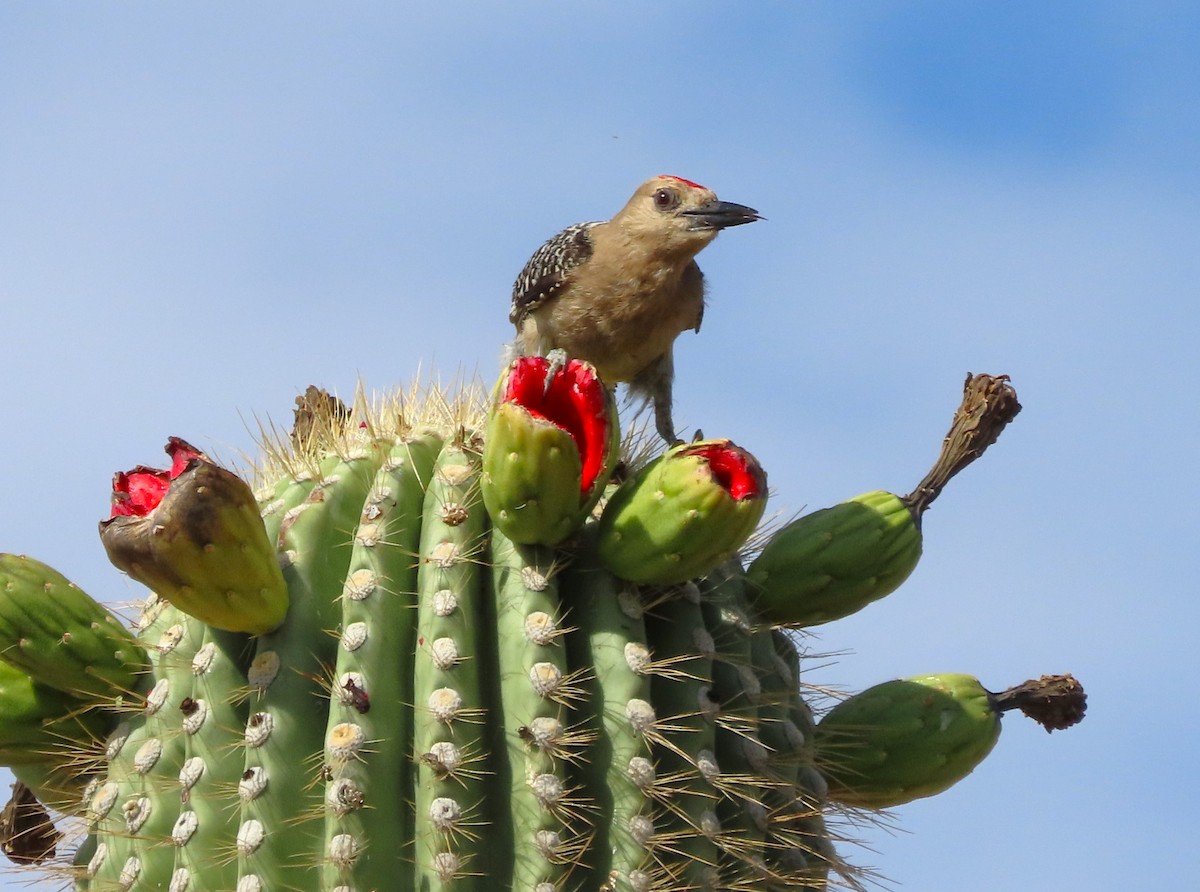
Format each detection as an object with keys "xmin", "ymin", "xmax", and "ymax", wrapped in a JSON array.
[{"xmin": 509, "ymin": 175, "xmax": 760, "ymax": 445}]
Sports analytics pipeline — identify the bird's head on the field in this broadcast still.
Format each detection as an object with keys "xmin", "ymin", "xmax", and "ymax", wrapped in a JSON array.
[{"xmin": 617, "ymin": 175, "xmax": 761, "ymax": 254}]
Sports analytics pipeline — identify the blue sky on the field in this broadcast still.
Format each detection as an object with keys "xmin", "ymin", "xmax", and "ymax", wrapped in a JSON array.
[{"xmin": 1, "ymin": 4, "xmax": 1196, "ymax": 889}]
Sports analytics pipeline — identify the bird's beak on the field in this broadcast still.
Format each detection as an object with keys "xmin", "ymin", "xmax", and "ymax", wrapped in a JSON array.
[{"xmin": 681, "ymin": 200, "xmax": 762, "ymax": 231}]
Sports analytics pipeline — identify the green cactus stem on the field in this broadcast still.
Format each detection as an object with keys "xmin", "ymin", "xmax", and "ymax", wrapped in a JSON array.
[
  {"xmin": 412, "ymin": 439, "xmax": 497, "ymax": 892},
  {"xmin": 321, "ymin": 432, "xmax": 442, "ymax": 891},
  {"xmin": 237, "ymin": 442, "xmax": 384, "ymax": 890},
  {"xmin": 748, "ymin": 372, "xmax": 1021, "ymax": 627},
  {"xmin": 0, "ymin": 660, "xmax": 114, "ymax": 770},
  {"xmin": 82, "ymin": 595, "xmax": 196, "ymax": 891},
  {"xmin": 0, "ymin": 553, "xmax": 147, "ymax": 701},
  {"xmin": 490, "ymin": 530, "xmax": 589, "ymax": 892},
  {"xmin": 815, "ymin": 673, "xmax": 1086, "ymax": 808}
]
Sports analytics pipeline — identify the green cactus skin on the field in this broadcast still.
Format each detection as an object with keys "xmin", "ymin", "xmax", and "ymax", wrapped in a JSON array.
[
  {"xmin": 483, "ymin": 403, "xmax": 591, "ymax": 546},
  {"xmin": 0, "ymin": 554, "xmax": 148, "ymax": 701},
  {"xmin": 238, "ymin": 445, "xmax": 384, "ymax": 891},
  {"xmin": 82, "ymin": 596, "xmax": 196, "ymax": 891},
  {"xmin": 560, "ymin": 527, "xmax": 657, "ymax": 890},
  {"xmin": 490, "ymin": 530, "xmax": 587, "ymax": 892},
  {"xmin": 173, "ymin": 624, "xmax": 255, "ymax": 892},
  {"xmin": 0, "ymin": 660, "xmax": 114, "ymax": 768},
  {"xmin": 746, "ymin": 490, "xmax": 921, "ymax": 628},
  {"xmin": 321, "ymin": 432, "xmax": 442, "ymax": 891},
  {"xmin": 0, "ymin": 373, "xmax": 1082, "ymax": 892},
  {"xmin": 597, "ymin": 440, "xmax": 768, "ymax": 586},
  {"xmin": 412, "ymin": 441, "xmax": 497, "ymax": 892},
  {"xmin": 697, "ymin": 566, "xmax": 770, "ymax": 867}
]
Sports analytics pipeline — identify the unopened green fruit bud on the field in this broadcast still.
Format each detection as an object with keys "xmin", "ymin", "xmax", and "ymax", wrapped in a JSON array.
[
  {"xmin": 747, "ymin": 490, "xmax": 921, "ymax": 627},
  {"xmin": 100, "ymin": 437, "xmax": 289, "ymax": 635},
  {"xmin": 482, "ymin": 356, "xmax": 619, "ymax": 545},
  {"xmin": 816, "ymin": 673, "xmax": 1086, "ymax": 808},
  {"xmin": 597, "ymin": 439, "xmax": 767, "ymax": 585}
]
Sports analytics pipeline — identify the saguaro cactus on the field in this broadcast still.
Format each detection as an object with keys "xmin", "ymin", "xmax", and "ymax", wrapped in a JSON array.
[{"xmin": 0, "ymin": 364, "xmax": 1084, "ymax": 891}]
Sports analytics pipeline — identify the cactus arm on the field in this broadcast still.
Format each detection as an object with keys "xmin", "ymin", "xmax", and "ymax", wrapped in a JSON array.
[
  {"xmin": 697, "ymin": 565, "xmax": 768, "ymax": 869},
  {"xmin": 641, "ymin": 584, "xmax": 722, "ymax": 890},
  {"xmin": 412, "ymin": 441, "xmax": 496, "ymax": 892},
  {"xmin": 562, "ymin": 532, "xmax": 658, "ymax": 891},
  {"xmin": 748, "ymin": 626, "xmax": 830, "ymax": 886},
  {"xmin": 490, "ymin": 529, "xmax": 591, "ymax": 891},
  {"xmin": 321, "ymin": 432, "xmax": 442, "ymax": 890},
  {"xmin": 82, "ymin": 597, "xmax": 195, "ymax": 891},
  {"xmin": 169, "ymin": 625, "xmax": 253, "ymax": 892},
  {"xmin": 236, "ymin": 447, "xmax": 385, "ymax": 891},
  {"xmin": 0, "ymin": 554, "xmax": 148, "ymax": 701}
]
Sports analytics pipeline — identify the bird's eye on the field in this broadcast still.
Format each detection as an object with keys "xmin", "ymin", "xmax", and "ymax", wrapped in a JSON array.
[{"xmin": 652, "ymin": 188, "xmax": 678, "ymax": 210}]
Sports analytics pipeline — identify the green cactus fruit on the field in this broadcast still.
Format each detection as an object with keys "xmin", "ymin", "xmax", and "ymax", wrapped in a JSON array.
[
  {"xmin": 748, "ymin": 373, "xmax": 1022, "ymax": 627},
  {"xmin": 597, "ymin": 439, "xmax": 768, "ymax": 585},
  {"xmin": 747, "ymin": 490, "xmax": 922, "ymax": 627},
  {"xmin": 0, "ymin": 374, "xmax": 1087, "ymax": 891},
  {"xmin": 482, "ymin": 355, "xmax": 619, "ymax": 545},
  {"xmin": 815, "ymin": 673, "xmax": 1087, "ymax": 808},
  {"xmin": 99, "ymin": 436, "xmax": 290, "ymax": 635},
  {"xmin": 0, "ymin": 660, "xmax": 116, "ymax": 768},
  {"xmin": 0, "ymin": 553, "xmax": 147, "ymax": 700}
]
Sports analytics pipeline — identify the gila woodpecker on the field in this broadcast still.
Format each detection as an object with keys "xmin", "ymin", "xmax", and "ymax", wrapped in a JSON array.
[{"xmin": 510, "ymin": 175, "xmax": 760, "ymax": 445}]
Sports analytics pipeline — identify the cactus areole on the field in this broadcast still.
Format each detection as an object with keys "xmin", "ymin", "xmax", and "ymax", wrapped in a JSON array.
[{"xmin": 0, "ymin": 366, "xmax": 1086, "ymax": 892}]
